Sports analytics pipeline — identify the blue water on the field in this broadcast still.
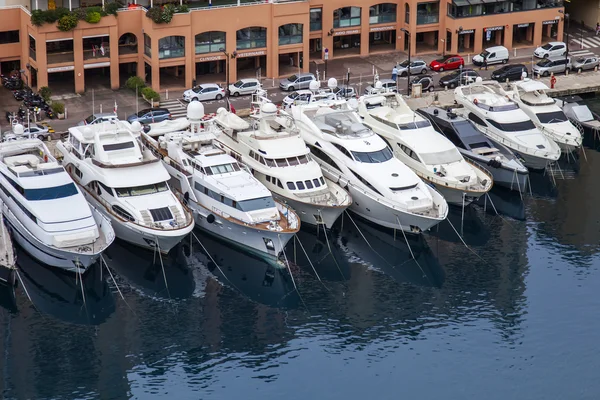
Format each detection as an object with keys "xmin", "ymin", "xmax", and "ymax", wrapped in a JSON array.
[{"xmin": 2, "ymin": 102, "xmax": 600, "ymax": 399}]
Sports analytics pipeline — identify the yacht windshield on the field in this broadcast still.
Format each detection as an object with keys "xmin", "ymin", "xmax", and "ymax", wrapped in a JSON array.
[
  {"xmin": 209, "ymin": 163, "xmax": 241, "ymax": 174},
  {"xmin": 103, "ymin": 141, "xmax": 135, "ymax": 151},
  {"xmin": 351, "ymin": 147, "xmax": 393, "ymax": 163},
  {"xmin": 536, "ymin": 110, "xmax": 568, "ymax": 124},
  {"xmin": 24, "ymin": 183, "xmax": 78, "ymax": 201},
  {"xmin": 115, "ymin": 182, "xmax": 169, "ymax": 197},
  {"xmin": 419, "ymin": 148, "xmax": 463, "ymax": 165},
  {"xmin": 398, "ymin": 120, "xmax": 431, "ymax": 130},
  {"xmin": 486, "ymin": 119, "xmax": 536, "ymax": 131},
  {"xmin": 236, "ymin": 196, "xmax": 275, "ymax": 212}
]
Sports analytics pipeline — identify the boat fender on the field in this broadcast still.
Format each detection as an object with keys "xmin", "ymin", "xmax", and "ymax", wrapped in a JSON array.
[{"xmin": 207, "ymin": 214, "xmax": 215, "ymax": 224}]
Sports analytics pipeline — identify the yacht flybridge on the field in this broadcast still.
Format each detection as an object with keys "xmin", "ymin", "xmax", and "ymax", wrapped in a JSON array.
[
  {"xmin": 56, "ymin": 120, "xmax": 194, "ymax": 254},
  {"xmin": 141, "ymin": 100, "xmax": 300, "ymax": 259},
  {"xmin": 358, "ymin": 92, "xmax": 493, "ymax": 206},
  {"xmin": 212, "ymin": 98, "xmax": 351, "ymax": 229},
  {"xmin": 454, "ymin": 79, "xmax": 561, "ymax": 170},
  {"xmin": 289, "ymin": 96, "xmax": 448, "ymax": 233},
  {"xmin": 508, "ymin": 79, "xmax": 582, "ymax": 152},
  {"xmin": 0, "ymin": 126, "xmax": 114, "ymax": 272}
]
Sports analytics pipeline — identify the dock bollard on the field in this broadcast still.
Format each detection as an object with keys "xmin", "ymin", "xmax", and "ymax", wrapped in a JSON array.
[
  {"xmin": 445, "ymin": 85, "xmax": 448, "ymax": 91},
  {"xmin": 565, "ymin": 69, "xmax": 569, "ymax": 76},
  {"xmin": 596, "ymin": 66, "xmax": 598, "ymax": 72}
]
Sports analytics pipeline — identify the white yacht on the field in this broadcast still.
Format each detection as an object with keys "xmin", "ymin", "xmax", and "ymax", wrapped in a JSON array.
[
  {"xmin": 508, "ymin": 79, "xmax": 582, "ymax": 152},
  {"xmin": 454, "ymin": 79, "xmax": 561, "ymax": 170},
  {"xmin": 289, "ymin": 98, "xmax": 448, "ymax": 234},
  {"xmin": 55, "ymin": 120, "xmax": 194, "ymax": 254},
  {"xmin": 212, "ymin": 100, "xmax": 351, "ymax": 229},
  {"xmin": 141, "ymin": 101, "xmax": 300, "ymax": 260},
  {"xmin": 0, "ymin": 128, "xmax": 114, "ymax": 272},
  {"xmin": 358, "ymin": 92, "xmax": 493, "ymax": 206}
]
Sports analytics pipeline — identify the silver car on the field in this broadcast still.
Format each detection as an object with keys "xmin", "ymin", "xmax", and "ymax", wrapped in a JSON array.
[
  {"xmin": 364, "ymin": 79, "xmax": 397, "ymax": 94},
  {"xmin": 572, "ymin": 56, "xmax": 599, "ymax": 73},
  {"xmin": 533, "ymin": 41, "xmax": 566, "ymax": 59},
  {"xmin": 532, "ymin": 57, "xmax": 571, "ymax": 77},
  {"xmin": 78, "ymin": 113, "xmax": 119, "ymax": 126},
  {"xmin": 279, "ymin": 73, "xmax": 316, "ymax": 91},
  {"xmin": 228, "ymin": 78, "xmax": 261, "ymax": 96},
  {"xmin": 183, "ymin": 83, "xmax": 225, "ymax": 101},
  {"xmin": 396, "ymin": 59, "xmax": 428, "ymax": 76}
]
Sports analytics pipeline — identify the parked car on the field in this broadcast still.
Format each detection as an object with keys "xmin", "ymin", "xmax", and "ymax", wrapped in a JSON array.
[
  {"xmin": 438, "ymin": 69, "xmax": 479, "ymax": 89},
  {"xmin": 279, "ymin": 72, "xmax": 316, "ymax": 91},
  {"xmin": 396, "ymin": 59, "xmax": 428, "ymax": 76},
  {"xmin": 429, "ymin": 55, "xmax": 464, "ymax": 72},
  {"xmin": 572, "ymin": 56, "xmax": 600, "ymax": 73},
  {"xmin": 334, "ymin": 85, "xmax": 356, "ymax": 98},
  {"xmin": 126, "ymin": 108, "xmax": 171, "ymax": 124},
  {"xmin": 78, "ymin": 113, "xmax": 118, "ymax": 126},
  {"xmin": 532, "ymin": 57, "xmax": 571, "ymax": 77},
  {"xmin": 282, "ymin": 90, "xmax": 313, "ymax": 108},
  {"xmin": 228, "ymin": 78, "xmax": 261, "ymax": 97},
  {"xmin": 472, "ymin": 45, "xmax": 509, "ymax": 66},
  {"xmin": 534, "ymin": 41, "xmax": 567, "ymax": 59},
  {"xmin": 364, "ymin": 79, "xmax": 397, "ymax": 94},
  {"xmin": 410, "ymin": 75, "xmax": 434, "ymax": 92},
  {"xmin": 11, "ymin": 123, "xmax": 52, "ymax": 141},
  {"xmin": 183, "ymin": 83, "xmax": 225, "ymax": 102},
  {"xmin": 491, "ymin": 64, "xmax": 528, "ymax": 82}
]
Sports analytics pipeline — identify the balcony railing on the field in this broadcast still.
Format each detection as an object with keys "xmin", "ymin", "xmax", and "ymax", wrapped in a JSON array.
[
  {"xmin": 159, "ymin": 47, "xmax": 185, "ymax": 59},
  {"xmin": 236, "ymin": 39, "xmax": 266, "ymax": 49},
  {"xmin": 195, "ymin": 43, "xmax": 225, "ymax": 54},
  {"xmin": 417, "ymin": 13, "xmax": 439, "ymax": 24},
  {"xmin": 83, "ymin": 47, "xmax": 110, "ymax": 60},
  {"xmin": 310, "ymin": 21, "xmax": 322, "ymax": 31},
  {"xmin": 279, "ymin": 35, "xmax": 302, "ymax": 45},
  {"xmin": 119, "ymin": 43, "xmax": 138, "ymax": 55},
  {"xmin": 29, "ymin": 48, "xmax": 36, "ymax": 61},
  {"xmin": 47, "ymin": 51, "xmax": 74, "ymax": 64},
  {"xmin": 369, "ymin": 14, "xmax": 396, "ymax": 24}
]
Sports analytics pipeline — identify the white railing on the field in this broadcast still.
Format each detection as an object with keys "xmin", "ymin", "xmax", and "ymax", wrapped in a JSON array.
[
  {"xmin": 0, "ymin": 5, "xmax": 31, "ymax": 15},
  {"xmin": 413, "ymin": 161, "xmax": 493, "ymax": 193},
  {"xmin": 476, "ymin": 124, "xmax": 560, "ymax": 159}
]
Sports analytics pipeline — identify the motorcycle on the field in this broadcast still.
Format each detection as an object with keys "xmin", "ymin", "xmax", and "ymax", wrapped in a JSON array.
[{"xmin": 13, "ymin": 87, "xmax": 32, "ymax": 101}]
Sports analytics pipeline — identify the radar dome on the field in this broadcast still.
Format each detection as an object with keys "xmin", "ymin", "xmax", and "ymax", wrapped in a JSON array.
[
  {"xmin": 187, "ymin": 100, "xmax": 205, "ymax": 120},
  {"xmin": 475, "ymin": 77, "xmax": 483, "ymax": 83},
  {"xmin": 261, "ymin": 102, "xmax": 278, "ymax": 115},
  {"xmin": 327, "ymin": 78, "xmax": 338, "ymax": 90},
  {"xmin": 375, "ymin": 81, "xmax": 383, "ymax": 89},
  {"xmin": 347, "ymin": 98, "xmax": 359, "ymax": 110},
  {"xmin": 522, "ymin": 71, "xmax": 528, "ymax": 79},
  {"xmin": 13, "ymin": 124, "xmax": 24, "ymax": 135},
  {"xmin": 309, "ymin": 80, "xmax": 320, "ymax": 91},
  {"xmin": 216, "ymin": 107, "xmax": 227, "ymax": 115},
  {"xmin": 131, "ymin": 121, "xmax": 142, "ymax": 132},
  {"xmin": 83, "ymin": 127, "xmax": 94, "ymax": 140}
]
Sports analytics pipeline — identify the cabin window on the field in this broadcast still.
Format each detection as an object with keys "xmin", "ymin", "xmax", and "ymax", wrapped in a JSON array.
[
  {"xmin": 305, "ymin": 180, "xmax": 314, "ymax": 189},
  {"xmin": 74, "ymin": 167, "xmax": 83, "ymax": 179},
  {"xmin": 351, "ymin": 147, "xmax": 393, "ymax": 163},
  {"xmin": 103, "ymin": 142, "xmax": 135, "ymax": 151},
  {"xmin": 486, "ymin": 119, "xmax": 535, "ymax": 132},
  {"xmin": 265, "ymin": 158, "xmax": 276, "ymax": 167},
  {"xmin": 349, "ymin": 169, "xmax": 382, "ymax": 196},
  {"xmin": 298, "ymin": 155, "xmax": 309, "ymax": 164},
  {"xmin": 249, "ymin": 150, "xmax": 255, "ymax": 158},
  {"xmin": 288, "ymin": 157, "xmax": 300, "ymax": 166},
  {"xmin": 332, "ymin": 143, "xmax": 353, "ymax": 159},
  {"xmin": 194, "ymin": 182, "xmax": 205, "ymax": 192},
  {"xmin": 236, "ymin": 196, "xmax": 275, "ymax": 212},
  {"xmin": 313, "ymin": 178, "xmax": 321, "ymax": 187},
  {"xmin": 276, "ymin": 159, "xmax": 288, "ymax": 167},
  {"xmin": 287, "ymin": 182, "xmax": 296, "ymax": 190},
  {"xmin": 98, "ymin": 181, "xmax": 113, "ymax": 196},
  {"xmin": 266, "ymin": 175, "xmax": 271, "ymax": 183},
  {"xmin": 399, "ymin": 144, "xmax": 421, "ymax": 162},
  {"xmin": 296, "ymin": 181, "xmax": 305, "ymax": 190},
  {"xmin": 277, "ymin": 179, "xmax": 284, "ymax": 189},
  {"xmin": 114, "ymin": 182, "xmax": 169, "ymax": 197},
  {"xmin": 320, "ymin": 177, "xmax": 325, "ymax": 185},
  {"xmin": 307, "ymin": 144, "xmax": 342, "ymax": 171},
  {"xmin": 112, "ymin": 204, "xmax": 135, "ymax": 221},
  {"xmin": 467, "ymin": 112, "xmax": 486, "ymax": 126}
]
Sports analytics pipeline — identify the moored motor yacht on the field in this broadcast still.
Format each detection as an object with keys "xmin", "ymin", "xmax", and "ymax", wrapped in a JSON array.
[
  {"xmin": 141, "ymin": 100, "xmax": 300, "ymax": 259},
  {"xmin": 212, "ymin": 97, "xmax": 351, "ymax": 229},
  {"xmin": 289, "ymin": 97, "xmax": 448, "ymax": 233},
  {"xmin": 507, "ymin": 79, "xmax": 582, "ymax": 152},
  {"xmin": 357, "ymin": 92, "xmax": 493, "ymax": 206},
  {"xmin": 417, "ymin": 106, "xmax": 529, "ymax": 193},
  {"xmin": 0, "ymin": 126, "xmax": 114, "ymax": 272},
  {"xmin": 556, "ymin": 95, "xmax": 600, "ymax": 141},
  {"xmin": 56, "ymin": 120, "xmax": 194, "ymax": 254},
  {"xmin": 454, "ymin": 79, "xmax": 561, "ymax": 170}
]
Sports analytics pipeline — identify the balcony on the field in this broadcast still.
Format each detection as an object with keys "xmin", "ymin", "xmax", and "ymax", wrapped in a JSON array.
[
  {"xmin": 310, "ymin": 21, "xmax": 322, "ymax": 31},
  {"xmin": 47, "ymin": 52, "xmax": 74, "ymax": 64},
  {"xmin": 417, "ymin": 13, "xmax": 439, "ymax": 24},
  {"xmin": 83, "ymin": 46, "xmax": 110, "ymax": 60},
  {"xmin": 447, "ymin": 0, "xmax": 563, "ymax": 18},
  {"xmin": 369, "ymin": 13, "xmax": 396, "ymax": 24}
]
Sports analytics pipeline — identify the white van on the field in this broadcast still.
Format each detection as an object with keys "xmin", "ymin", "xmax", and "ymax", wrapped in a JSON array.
[{"xmin": 473, "ymin": 46, "xmax": 509, "ymax": 66}]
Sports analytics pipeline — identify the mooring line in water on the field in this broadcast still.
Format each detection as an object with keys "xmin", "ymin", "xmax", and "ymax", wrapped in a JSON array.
[
  {"xmin": 395, "ymin": 216, "xmax": 430, "ymax": 282},
  {"xmin": 485, "ymin": 192, "xmax": 516, "ymax": 230},
  {"xmin": 445, "ymin": 218, "xmax": 489, "ymax": 265},
  {"xmin": 154, "ymin": 237, "xmax": 172, "ymax": 301},
  {"xmin": 190, "ymin": 231, "xmax": 241, "ymax": 294},
  {"xmin": 461, "ymin": 192, "xmax": 466, "ymax": 236},
  {"xmin": 278, "ymin": 235, "xmax": 309, "ymax": 312},
  {"xmin": 344, "ymin": 211, "xmax": 393, "ymax": 268},
  {"xmin": 76, "ymin": 258, "xmax": 90, "ymax": 323},
  {"xmin": 318, "ymin": 210, "xmax": 345, "ymax": 281},
  {"xmin": 15, "ymin": 270, "xmax": 34, "ymax": 307},
  {"xmin": 101, "ymin": 255, "xmax": 138, "ymax": 319},
  {"xmin": 294, "ymin": 235, "xmax": 324, "ymax": 284}
]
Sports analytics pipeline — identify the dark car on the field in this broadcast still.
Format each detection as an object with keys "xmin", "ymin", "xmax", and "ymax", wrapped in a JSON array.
[
  {"xmin": 127, "ymin": 108, "xmax": 171, "ymax": 124},
  {"xmin": 439, "ymin": 69, "xmax": 479, "ymax": 89},
  {"xmin": 410, "ymin": 75, "xmax": 434, "ymax": 92},
  {"xmin": 491, "ymin": 64, "xmax": 528, "ymax": 82}
]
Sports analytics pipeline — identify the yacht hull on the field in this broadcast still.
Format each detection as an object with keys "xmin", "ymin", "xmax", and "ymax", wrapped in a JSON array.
[
  {"xmin": 82, "ymin": 191, "xmax": 192, "ymax": 254},
  {"xmin": 192, "ymin": 206, "xmax": 295, "ymax": 260},
  {"xmin": 427, "ymin": 183, "xmax": 477, "ymax": 206},
  {"xmin": 485, "ymin": 138, "xmax": 553, "ymax": 170},
  {"xmin": 4, "ymin": 209, "xmax": 98, "ymax": 273},
  {"xmin": 347, "ymin": 186, "xmax": 444, "ymax": 233},
  {"xmin": 462, "ymin": 155, "xmax": 529, "ymax": 193},
  {"xmin": 273, "ymin": 193, "xmax": 346, "ymax": 229}
]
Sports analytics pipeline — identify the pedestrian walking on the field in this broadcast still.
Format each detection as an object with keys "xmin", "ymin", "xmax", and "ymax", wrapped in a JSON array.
[
  {"xmin": 596, "ymin": 22, "xmax": 600, "ymax": 36},
  {"xmin": 392, "ymin": 66, "xmax": 398, "ymax": 82}
]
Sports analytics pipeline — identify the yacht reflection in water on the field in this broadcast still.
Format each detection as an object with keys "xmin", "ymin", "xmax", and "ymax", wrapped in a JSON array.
[
  {"xmin": 476, "ymin": 187, "xmax": 526, "ymax": 221},
  {"xmin": 102, "ymin": 238, "xmax": 195, "ymax": 299},
  {"xmin": 16, "ymin": 247, "xmax": 115, "ymax": 324},
  {"xmin": 193, "ymin": 231, "xmax": 300, "ymax": 308}
]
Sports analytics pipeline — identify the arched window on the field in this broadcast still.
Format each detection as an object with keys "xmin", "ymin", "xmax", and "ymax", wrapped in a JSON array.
[
  {"xmin": 369, "ymin": 4, "xmax": 396, "ymax": 24},
  {"xmin": 405, "ymin": 4, "xmax": 410, "ymax": 24},
  {"xmin": 279, "ymin": 24, "xmax": 303, "ymax": 45},
  {"xmin": 195, "ymin": 31, "xmax": 226, "ymax": 54},
  {"xmin": 119, "ymin": 33, "xmax": 138, "ymax": 55},
  {"xmin": 333, "ymin": 7, "xmax": 361, "ymax": 28},
  {"xmin": 158, "ymin": 36, "xmax": 185, "ymax": 59},
  {"xmin": 236, "ymin": 27, "xmax": 267, "ymax": 50},
  {"xmin": 144, "ymin": 33, "xmax": 151, "ymax": 57}
]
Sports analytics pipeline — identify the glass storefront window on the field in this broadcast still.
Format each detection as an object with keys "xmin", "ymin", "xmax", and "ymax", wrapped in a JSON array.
[
  {"xmin": 159, "ymin": 36, "xmax": 185, "ymax": 59},
  {"xmin": 310, "ymin": 8, "xmax": 322, "ymax": 31},
  {"xmin": 29, "ymin": 35, "xmax": 36, "ymax": 61},
  {"xmin": 369, "ymin": 4, "xmax": 396, "ymax": 24},
  {"xmin": 236, "ymin": 27, "xmax": 267, "ymax": 50},
  {"xmin": 144, "ymin": 33, "xmax": 151, "ymax": 57},
  {"xmin": 195, "ymin": 31, "xmax": 226, "ymax": 54},
  {"xmin": 417, "ymin": 2, "xmax": 439, "ymax": 24},
  {"xmin": 333, "ymin": 7, "xmax": 361, "ymax": 28},
  {"xmin": 279, "ymin": 24, "xmax": 303, "ymax": 45}
]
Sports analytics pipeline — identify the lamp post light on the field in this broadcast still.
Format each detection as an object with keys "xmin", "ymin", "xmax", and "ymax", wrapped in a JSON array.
[
  {"xmin": 400, "ymin": 28, "xmax": 411, "ymax": 96},
  {"xmin": 559, "ymin": 10, "xmax": 570, "ymax": 63},
  {"xmin": 219, "ymin": 47, "xmax": 237, "ymax": 104}
]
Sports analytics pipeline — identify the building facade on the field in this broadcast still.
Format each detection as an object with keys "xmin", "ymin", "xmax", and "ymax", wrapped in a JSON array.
[{"xmin": 0, "ymin": 0, "xmax": 565, "ymax": 93}]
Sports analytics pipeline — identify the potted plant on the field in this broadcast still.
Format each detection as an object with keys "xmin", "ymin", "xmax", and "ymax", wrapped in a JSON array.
[{"xmin": 52, "ymin": 101, "xmax": 65, "ymax": 119}]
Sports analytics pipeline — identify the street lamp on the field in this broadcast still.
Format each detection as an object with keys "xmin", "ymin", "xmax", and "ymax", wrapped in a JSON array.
[
  {"xmin": 219, "ymin": 47, "xmax": 237, "ymax": 104},
  {"xmin": 400, "ymin": 28, "xmax": 411, "ymax": 96},
  {"xmin": 559, "ymin": 10, "xmax": 570, "ymax": 63}
]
